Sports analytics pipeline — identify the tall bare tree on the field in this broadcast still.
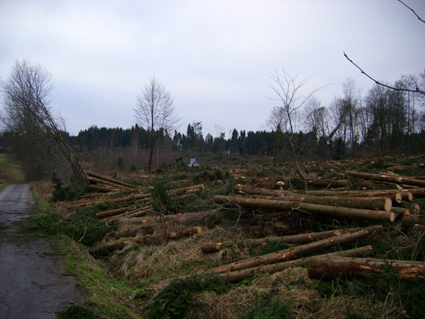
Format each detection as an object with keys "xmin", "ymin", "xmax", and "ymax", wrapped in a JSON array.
[
  {"xmin": 340, "ymin": 78, "xmax": 362, "ymax": 157},
  {"xmin": 0, "ymin": 59, "xmax": 89, "ymax": 189},
  {"xmin": 267, "ymin": 68, "xmax": 323, "ymax": 191},
  {"xmin": 134, "ymin": 77, "xmax": 179, "ymax": 170}
]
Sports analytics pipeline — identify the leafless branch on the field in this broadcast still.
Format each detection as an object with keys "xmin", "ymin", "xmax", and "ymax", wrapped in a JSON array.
[
  {"xmin": 343, "ymin": 52, "xmax": 425, "ymax": 96},
  {"xmin": 398, "ymin": 0, "xmax": 425, "ymax": 24}
]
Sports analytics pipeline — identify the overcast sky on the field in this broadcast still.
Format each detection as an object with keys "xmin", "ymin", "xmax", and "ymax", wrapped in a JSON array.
[{"xmin": 1, "ymin": 0, "xmax": 424, "ymax": 137}]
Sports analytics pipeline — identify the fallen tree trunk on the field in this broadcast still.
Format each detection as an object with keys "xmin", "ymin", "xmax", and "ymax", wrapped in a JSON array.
[
  {"xmin": 346, "ymin": 171, "xmax": 425, "ymax": 188},
  {"xmin": 307, "ymin": 257, "xmax": 425, "ymax": 281},
  {"xmin": 201, "ymin": 225, "xmax": 383, "ymax": 253},
  {"xmin": 214, "ymin": 195, "xmax": 397, "ymax": 222},
  {"xmin": 210, "ymin": 229, "xmax": 377, "ymax": 275},
  {"xmin": 219, "ymin": 246, "xmax": 374, "ymax": 283}
]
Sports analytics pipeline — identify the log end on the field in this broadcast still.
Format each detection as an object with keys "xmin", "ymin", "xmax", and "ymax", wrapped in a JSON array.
[{"xmin": 384, "ymin": 198, "xmax": 392, "ymax": 212}]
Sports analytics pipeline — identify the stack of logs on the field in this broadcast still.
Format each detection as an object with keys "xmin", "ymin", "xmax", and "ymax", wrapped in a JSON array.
[
  {"xmin": 74, "ymin": 171, "xmax": 209, "ymax": 256},
  {"xmin": 198, "ymin": 170, "xmax": 425, "ymax": 283}
]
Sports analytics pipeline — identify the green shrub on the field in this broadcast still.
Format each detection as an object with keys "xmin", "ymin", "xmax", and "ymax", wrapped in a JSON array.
[
  {"xmin": 24, "ymin": 206, "xmax": 118, "ymax": 246},
  {"xmin": 57, "ymin": 305, "xmax": 102, "ymax": 319},
  {"xmin": 51, "ymin": 172, "xmax": 81, "ymax": 202},
  {"xmin": 240, "ymin": 295, "xmax": 292, "ymax": 319},
  {"xmin": 148, "ymin": 274, "xmax": 233, "ymax": 319}
]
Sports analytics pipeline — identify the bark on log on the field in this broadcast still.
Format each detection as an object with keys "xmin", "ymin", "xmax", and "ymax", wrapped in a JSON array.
[
  {"xmin": 346, "ymin": 171, "xmax": 425, "ymax": 188},
  {"xmin": 210, "ymin": 229, "xmax": 377, "ymax": 275},
  {"xmin": 215, "ymin": 195, "xmax": 397, "ymax": 222},
  {"xmin": 219, "ymin": 246, "xmax": 374, "ymax": 283},
  {"xmin": 201, "ymin": 225, "xmax": 383, "ymax": 253},
  {"xmin": 307, "ymin": 257, "xmax": 425, "ymax": 281}
]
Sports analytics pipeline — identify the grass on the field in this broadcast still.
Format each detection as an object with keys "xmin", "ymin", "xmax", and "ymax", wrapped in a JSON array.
[
  {"xmin": 0, "ymin": 153, "xmax": 21, "ymax": 184},
  {"xmin": 59, "ymin": 236, "xmax": 144, "ymax": 319}
]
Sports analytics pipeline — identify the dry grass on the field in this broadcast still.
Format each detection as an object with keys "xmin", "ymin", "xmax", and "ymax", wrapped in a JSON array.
[{"xmin": 31, "ymin": 181, "xmax": 53, "ymax": 203}]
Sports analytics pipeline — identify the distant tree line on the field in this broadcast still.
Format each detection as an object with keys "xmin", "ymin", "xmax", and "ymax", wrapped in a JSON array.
[
  {"xmin": 2, "ymin": 76, "xmax": 424, "ymax": 162},
  {"xmin": 48, "ymin": 75, "xmax": 425, "ymax": 160}
]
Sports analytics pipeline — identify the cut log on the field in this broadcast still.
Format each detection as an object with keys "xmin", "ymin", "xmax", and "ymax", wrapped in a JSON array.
[
  {"xmin": 157, "ymin": 246, "xmax": 375, "ymax": 288},
  {"xmin": 201, "ymin": 225, "xmax": 383, "ymax": 253},
  {"xmin": 390, "ymin": 207, "xmax": 410, "ymax": 216},
  {"xmin": 403, "ymin": 188, "xmax": 425, "ymax": 197},
  {"xmin": 86, "ymin": 171, "xmax": 138, "ymax": 189},
  {"xmin": 235, "ymin": 184, "xmax": 401, "ymax": 205},
  {"xmin": 167, "ymin": 226, "xmax": 203, "ymax": 239},
  {"xmin": 104, "ymin": 224, "xmax": 155, "ymax": 240},
  {"xmin": 89, "ymin": 184, "xmax": 117, "ymax": 193},
  {"xmin": 346, "ymin": 171, "xmax": 425, "ymax": 188},
  {"xmin": 235, "ymin": 184, "xmax": 287, "ymax": 197},
  {"xmin": 289, "ymin": 178, "xmax": 349, "ymax": 188},
  {"xmin": 393, "ymin": 202, "xmax": 420, "ymax": 214},
  {"xmin": 219, "ymin": 246, "xmax": 374, "ymax": 283},
  {"xmin": 252, "ymin": 193, "xmax": 392, "ymax": 212},
  {"xmin": 401, "ymin": 214, "xmax": 425, "ymax": 227},
  {"xmin": 215, "ymin": 195, "xmax": 397, "ymax": 222},
  {"xmin": 96, "ymin": 206, "xmax": 137, "ymax": 218},
  {"xmin": 89, "ymin": 241, "xmax": 127, "ymax": 257},
  {"xmin": 294, "ymin": 189, "xmax": 403, "ymax": 204},
  {"xmin": 307, "ymin": 257, "xmax": 425, "ymax": 281},
  {"xmin": 210, "ymin": 229, "xmax": 378, "ymax": 275}
]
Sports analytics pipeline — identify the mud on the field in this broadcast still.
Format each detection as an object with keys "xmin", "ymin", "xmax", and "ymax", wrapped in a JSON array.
[{"xmin": 0, "ymin": 184, "xmax": 83, "ymax": 319}]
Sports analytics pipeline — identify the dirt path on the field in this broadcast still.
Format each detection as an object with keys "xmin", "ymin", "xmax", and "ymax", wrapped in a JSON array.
[{"xmin": 0, "ymin": 184, "xmax": 83, "ymax": 319}]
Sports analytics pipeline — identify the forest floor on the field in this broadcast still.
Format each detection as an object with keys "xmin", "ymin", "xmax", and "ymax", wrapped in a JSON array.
[{"xmin": 25, "ymin": 152, "xmax": 425, "ymax": 318}]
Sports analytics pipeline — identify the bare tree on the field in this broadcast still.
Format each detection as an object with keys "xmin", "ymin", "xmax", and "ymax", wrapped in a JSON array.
[
  {"xmin": 134, "ymin": 77, "xmax": 179, "ymax": 170},
  {"xmin": 344, "ymin": 1, "xmax": 425, "ymax": 96},
  {"xmin": 0, "ymin": 59, "xmax": 89, "ymax": 189},
  {"xmin": 304, "ymin": 97, "xmax": 329, "ymax": 139},
  {"xmin": 267, "ymin": 68, "xmax": 323, "ymax": 191}
]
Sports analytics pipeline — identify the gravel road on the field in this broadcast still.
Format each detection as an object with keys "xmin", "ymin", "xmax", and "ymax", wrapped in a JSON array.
[{"xmin": 0, "ymin": 184, "xmax": 83, "ymax": 319}]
